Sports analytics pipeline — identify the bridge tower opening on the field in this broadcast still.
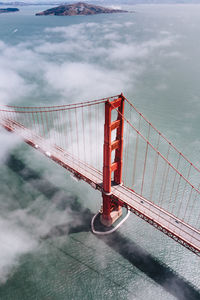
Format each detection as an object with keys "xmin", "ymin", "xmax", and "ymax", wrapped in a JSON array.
[{"xmin": 101, "ymin": 94, "xmax": 125, "ymax": 227}]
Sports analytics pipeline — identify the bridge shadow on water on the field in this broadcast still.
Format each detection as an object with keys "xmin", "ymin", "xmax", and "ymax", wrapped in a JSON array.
[{"xmin": 7, "ymin": 154, "xmax": 200, "ymax": 300}]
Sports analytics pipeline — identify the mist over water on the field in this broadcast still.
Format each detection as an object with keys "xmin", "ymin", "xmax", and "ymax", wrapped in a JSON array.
[{"xmin": 0, "ymin": 4, "xmax": 200, "ymax": 299}]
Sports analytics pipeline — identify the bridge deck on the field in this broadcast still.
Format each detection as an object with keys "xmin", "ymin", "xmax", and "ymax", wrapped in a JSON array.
[{"xmin": 1, "ymin": 118, "xmax": 200, "ymax": 256}]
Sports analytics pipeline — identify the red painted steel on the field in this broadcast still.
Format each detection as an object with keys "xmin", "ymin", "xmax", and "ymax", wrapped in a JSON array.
[{"xmin": 102, "ymin": 94, "xmax": 125, "ymax": 224}]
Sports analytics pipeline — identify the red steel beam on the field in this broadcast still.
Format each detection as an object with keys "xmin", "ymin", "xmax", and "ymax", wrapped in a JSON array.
[{"xmin": 102, "ymin": 94, "xmax": 125, "ymax": 224}]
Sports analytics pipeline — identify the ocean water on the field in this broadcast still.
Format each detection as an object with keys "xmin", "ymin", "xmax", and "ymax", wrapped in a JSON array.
[{"xmin": 0, "ymin": 4, "xmax": 200, "ymax": 300}]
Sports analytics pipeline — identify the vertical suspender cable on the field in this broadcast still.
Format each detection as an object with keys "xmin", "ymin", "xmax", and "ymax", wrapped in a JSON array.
[
  {"xmin": 75, "ymin": 106, "xmax": 80, "ymax": 163},
  {"xmin": 182, "ymin": 186, "xmax": 193, "ymax": 222},
  {"xmin": 40, "ymin": 109, "xmax": 45, "ymax": 138},
  {"xmin": 89, "ymin": 104, "xmax": 92, "ymax": 166},
  {"xmin": 171, "ymin": 173, "xmax": 182, "ymax": 215},
  {"xmin": 176, "ymin": 163, "xmax": 192, "ymax": 219},
  {"xmin": 132, "ymin": 114, "xmax": 141, "ymax": 189},
  {"xmin": 68, "ymin": 108, "xmax": 74, "ymax": 167},
  {"xmin": 150, "ymin": 134, "xmax": 161, "ymax": 201},
  {"xmin": 95, "ymin": 103, "xmax": 98, "ymax": 169},
  {"xmin": 97, "ymin": 102, "xmax": 100, "ymax": 171},
  {"xmin": 188, "ymin": 183, "xmax": 200, "ymax": 225},
  {"xmin": 167, "ymin": 153, "xmax": 181, "ymax": 212},
  {"xmin": 158, "ymin": 143, "xmax": 171, "ymax": 207},
  {"xmin": 81, "ymin": 106, "xmax": 86, "ymax": 166},
  {"xmin": 141, "ymin": 123, "xmax": 150, "ymax": 196},
  {"xmin": 124, "ymin": 108, "xmax": 131, "ymax": 186}
]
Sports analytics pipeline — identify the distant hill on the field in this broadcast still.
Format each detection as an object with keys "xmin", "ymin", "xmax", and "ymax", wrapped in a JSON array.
[
  {"xmin": 35, "ymin": 2, "xmax": 129, "ymax": 16},
  {"xmin": 0, "ymin": 7, "xmax": 19, "ymax": 13}
]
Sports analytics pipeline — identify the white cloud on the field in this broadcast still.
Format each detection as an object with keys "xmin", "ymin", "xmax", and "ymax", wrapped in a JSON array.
[
  {"xmin": 0, "ymin": 129, "xmax": 21, "ymax": 163},
  {"xmin": 0, "ymin": 69, "xmax": 32, "ymax": 104},
  {"xmin": 0, "ymin": 20, "xmax": 178, "ymax": 106},
  {"xmin": 104, "ymin": 32, "xmax": 120, "ymax": 41},
  {"xmin": 0, "ymin": 187, "xmax": 80, "ymax": 284},
  {"xmin": 44, "ymin": 62, "xmax": 128, "ymax": 100},
  {"xmin": 0, "ymin": 217, "xmax": 37, "ymax": 284}
]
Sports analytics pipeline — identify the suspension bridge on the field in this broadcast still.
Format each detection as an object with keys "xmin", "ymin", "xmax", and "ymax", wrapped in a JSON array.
[{"xmin": 0, "ymin": 94, "xmax": 199, "ymax": 256}]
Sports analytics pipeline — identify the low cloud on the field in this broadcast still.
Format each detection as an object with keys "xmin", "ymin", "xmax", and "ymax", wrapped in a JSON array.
[
  {"xmin": 0, "ymin": 180, "xmax": 81, "ymax": 284},
  {"xmin": 0, "ymin": 21, "xmax": 179, "ymax": 105},
  {"xmin": 0, "ymin": 69, "xmax": 32, "ymax": 104},
  {"xmin": 0, "ymin": 217, "xmax": 37, "ymax": 284},
  {"xmin": 0, "ymin": 129, "xmax": 21, "ymax": 163},
  {"xmin": 44, "ymin": 62, "xmax": 128, "ymax": 100}
]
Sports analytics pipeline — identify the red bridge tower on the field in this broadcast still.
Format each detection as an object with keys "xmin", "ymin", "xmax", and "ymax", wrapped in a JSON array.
[{"xmin": 101, "ymin": 94, "xmax": 125, "ymax": 226}]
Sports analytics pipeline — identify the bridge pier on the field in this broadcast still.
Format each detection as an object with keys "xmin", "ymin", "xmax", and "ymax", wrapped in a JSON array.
[
  {"xmin": 100, "ymin": 193, "xmax": 122, "ymax": 227},
  {"xmin": 100, "ymin": 94, "xmax": 124, "ymax": 227}
]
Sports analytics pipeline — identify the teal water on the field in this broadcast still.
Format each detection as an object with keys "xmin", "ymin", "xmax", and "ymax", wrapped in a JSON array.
[{"xmin": 0, "ymin": 4, "xmax": 200, "ymax": 300}]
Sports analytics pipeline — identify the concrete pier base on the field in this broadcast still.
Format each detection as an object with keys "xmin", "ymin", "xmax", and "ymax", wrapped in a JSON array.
[{"xmin": 100, "ymin": 207, "xmax": 122, "ymax": 227}]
